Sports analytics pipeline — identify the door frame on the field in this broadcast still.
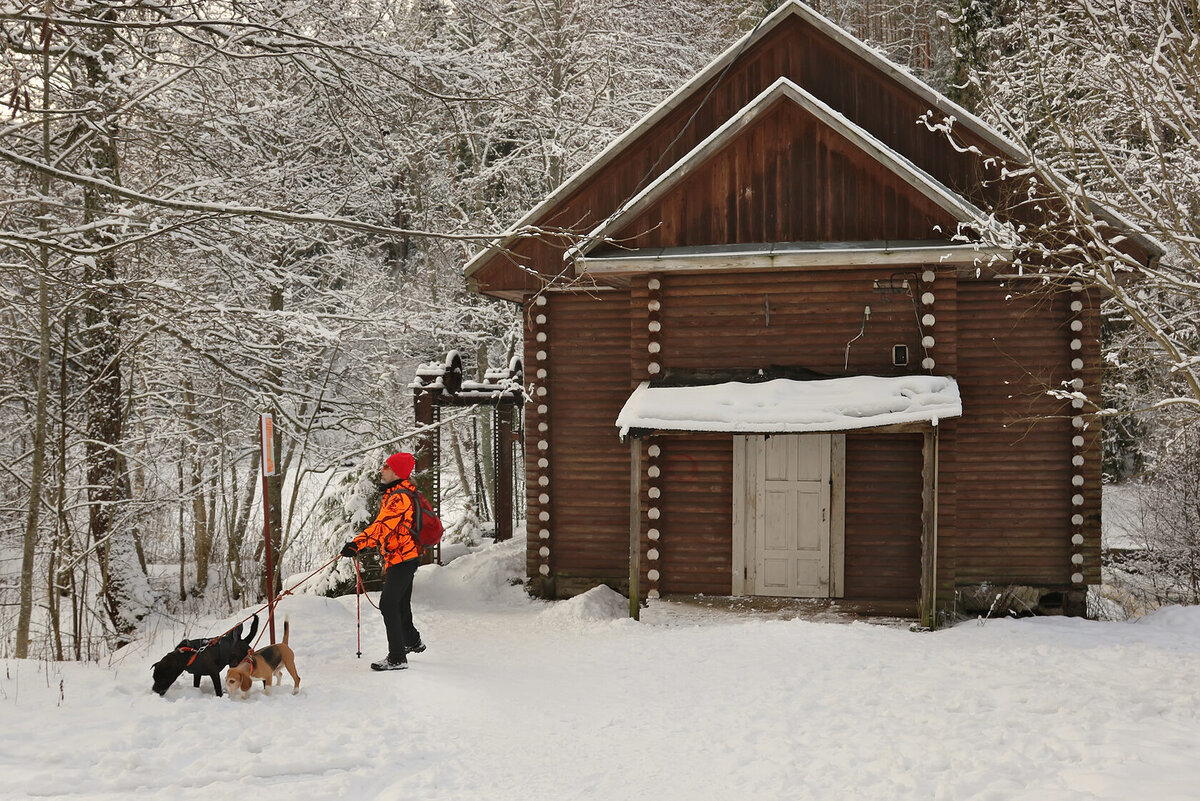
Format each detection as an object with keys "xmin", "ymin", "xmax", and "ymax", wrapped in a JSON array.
[{"xmin": 732, "ymin": 433, "xmax": 845, "ymax": 597}]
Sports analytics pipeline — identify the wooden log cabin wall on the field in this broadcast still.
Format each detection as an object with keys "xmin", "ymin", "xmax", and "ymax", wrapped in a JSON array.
[{"xmin": 478, "ymin": 1, "xmax": 1157, "ymax": 625}]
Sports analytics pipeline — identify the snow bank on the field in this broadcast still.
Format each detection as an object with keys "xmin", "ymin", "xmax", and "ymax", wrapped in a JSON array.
[
  {"xmin": 1134, "ymin": 603, "xmax": 1200, "ymax": 638},
  {"xmin": 538, "ymin": 584, "xmax": 629, "ymax": 626},
  {"xmin": 4, "ymin": 535, "xmax": 1200, "ymax": 801},
  {"xmin": 415, "ymin": 534, "xmax": 530, "ymax": 610}
]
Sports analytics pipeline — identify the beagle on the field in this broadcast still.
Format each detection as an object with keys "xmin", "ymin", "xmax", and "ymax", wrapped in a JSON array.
[{"xmin": 224, "ymin": 618, "xmax": 301, "ymax": 697}]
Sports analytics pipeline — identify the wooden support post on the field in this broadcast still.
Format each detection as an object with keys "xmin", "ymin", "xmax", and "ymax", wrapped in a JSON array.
[
  {"xmin": 412, "ymin": 389, "xmax": 439, "ymax": 564},
  {"xmin": 919, "ymin": 426, "xmax": 940, "ymax": 628},
  {"xmin": 496, "ymin": 407, "xmax": 514, "ymax": 542},
  {"xmin": 259, "ymin": 413, "xmax": 278, "ymax": 643},
  {"xmin": 413, "ymin": 390, "xmax": 435, "ymax": 472},
  {"xmin": 629, "ymin": 436, "xmax": 641, "ymax": 621}
]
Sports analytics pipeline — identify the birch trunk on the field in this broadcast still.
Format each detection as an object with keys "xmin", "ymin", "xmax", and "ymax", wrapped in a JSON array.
[{"xmin": 14, "ymin": 22, "xmax": 55, "ymax": 658}]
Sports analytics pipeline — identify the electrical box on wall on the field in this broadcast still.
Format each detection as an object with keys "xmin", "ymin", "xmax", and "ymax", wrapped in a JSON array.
[{"xmin": 892, "ymin": 344, "xmax": 909, "ymax": 366}]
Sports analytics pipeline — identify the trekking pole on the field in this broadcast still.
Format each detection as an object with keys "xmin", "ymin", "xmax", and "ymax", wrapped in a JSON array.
[{"xmin": 353, "ymin": 556, "xmax": 362, "ymax": 659}]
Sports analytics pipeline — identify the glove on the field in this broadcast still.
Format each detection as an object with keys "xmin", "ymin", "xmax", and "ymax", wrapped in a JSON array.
[{"xmin": 340, "ymin": 541, "xmax": 359, "ymax": 558}]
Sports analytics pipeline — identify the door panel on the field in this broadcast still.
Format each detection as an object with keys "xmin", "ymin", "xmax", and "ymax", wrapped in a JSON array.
[{"xmin": 755, "ymin": 434, "xmax": 832, "ymax": 597}]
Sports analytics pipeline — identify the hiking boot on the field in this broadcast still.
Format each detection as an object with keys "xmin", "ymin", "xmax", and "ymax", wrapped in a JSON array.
[
  {"xmin": 406, "ymin": 639, "xmax": 426, "ymax": 654},
  {"xmin": 370, "ymin": 656, "xmax": 408, "ymax": 671}
]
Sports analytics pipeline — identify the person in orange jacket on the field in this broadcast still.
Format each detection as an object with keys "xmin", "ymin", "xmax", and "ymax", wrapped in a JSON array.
[{"xmin": 340, "ymin": 452, "xmax": 427, "ymax": 671}]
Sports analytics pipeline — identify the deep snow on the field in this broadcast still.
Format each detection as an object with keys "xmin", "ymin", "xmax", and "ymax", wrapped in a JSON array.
[{"xmin": 3, "ymin": 535, "xmax": 1199, "ymax": 801}]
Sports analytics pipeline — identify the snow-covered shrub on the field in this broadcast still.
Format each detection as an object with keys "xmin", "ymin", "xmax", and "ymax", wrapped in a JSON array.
[
  {"xmin": 309, "ymin": 454, "xmax": 387, "ymax": 598},
  {"xmin": 1102, "ymin": 424, "xmax": 1200, "ymax": 617}
]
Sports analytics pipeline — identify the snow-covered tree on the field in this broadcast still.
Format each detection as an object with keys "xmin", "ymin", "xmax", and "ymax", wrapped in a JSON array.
[
  {"xmin": 961, "ymin": 0, "xmax": 1199, "ymax": 421},
  {"xmin": 939, "ymin": 0, "xmax": 1200, "ymax": 608},
  {"xmin": 0, "ymin": 0, "xmax": 505, "ymax": 653},
  {"xmin": 0, "ymin": 0, "xmax": 757, "ymax": 659}
]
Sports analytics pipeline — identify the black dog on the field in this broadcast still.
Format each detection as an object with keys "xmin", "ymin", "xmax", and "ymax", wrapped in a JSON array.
[{"xmin": 151, "ymin": 614, "xmax": 259, "ymax": 697}]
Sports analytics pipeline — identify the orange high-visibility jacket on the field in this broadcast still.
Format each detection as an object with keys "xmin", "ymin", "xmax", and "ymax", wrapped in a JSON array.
[{"xmin": 353, "ymin": 480, "xmax": 420, "ymax": 567}]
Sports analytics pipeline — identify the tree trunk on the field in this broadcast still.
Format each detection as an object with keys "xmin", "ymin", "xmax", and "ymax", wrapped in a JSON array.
[
  {"xmin": 178, "ymin": 445, "xmax": 187, "ymax": 601},
  {"xmin": 228, "ymin": 448, "xmax": 260, "ymax": 601},
  {"xmin": 15, "ymin": 15, "xmax": 58, "ymax": 659},
  {"xmin": 15, "ymin": 268, "xmax": 50, "ymax": 658},
  {"xmin": 476, "ymin": 343, "xmax": 495, "ymax": 518},
  {"xmin": 79, "ymin": 15, "xmax": 151, "ymax": 644},
  {"xmin": 447, "ymin": 423, "xmax": 475, "ymax": 528},
  {"xmin": 182, "ymin": 379, "xmax": 213, "ymax": 593},
  {"xmin": 54, "ymin": 311, "xmax": 72, "ymax": 662}
]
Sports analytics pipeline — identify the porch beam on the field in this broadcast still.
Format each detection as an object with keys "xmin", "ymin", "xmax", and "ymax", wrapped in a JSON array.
[{"xmin": 578, "ymin": 243, "xmax": 1012, "ymax": 279}]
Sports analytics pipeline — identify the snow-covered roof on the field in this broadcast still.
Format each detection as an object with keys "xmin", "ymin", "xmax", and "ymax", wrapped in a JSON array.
[
  {"xmin": 565, "ymin": 78, "xmax": 1002, "ymax": 264},
  {"xmin": 616, "ymin": 375, "xmax": 961, "ymax": 437}
]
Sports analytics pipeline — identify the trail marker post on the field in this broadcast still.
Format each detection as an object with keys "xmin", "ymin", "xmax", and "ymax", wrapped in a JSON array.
[{"xmin": 260, "ymin": 412, "xmax": 277, "ymax": 642}]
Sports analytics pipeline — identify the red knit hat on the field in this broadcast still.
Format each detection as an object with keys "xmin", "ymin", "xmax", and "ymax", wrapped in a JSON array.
[{"xmin": 384, "ymin": 452, "xmax": 415, "ymax": 480}]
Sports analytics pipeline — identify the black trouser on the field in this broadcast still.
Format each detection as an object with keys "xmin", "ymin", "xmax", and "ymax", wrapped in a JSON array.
[{"xmin": 379, "ymin": 559, "xmax": 420, "ymax": 662}]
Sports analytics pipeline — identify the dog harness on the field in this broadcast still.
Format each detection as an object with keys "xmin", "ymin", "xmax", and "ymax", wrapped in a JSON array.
[{"xmin": 179, "ymin": 638, "xmax": 220, "ymax": 668}]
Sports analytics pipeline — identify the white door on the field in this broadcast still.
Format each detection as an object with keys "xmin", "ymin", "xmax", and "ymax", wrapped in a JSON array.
[{"xmin": 754, "ymin": 434, "xmax": 832, "ymax": 597}]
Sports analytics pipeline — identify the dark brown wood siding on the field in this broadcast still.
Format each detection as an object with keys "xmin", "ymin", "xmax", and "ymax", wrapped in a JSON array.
[
  {"xmin": 927, "ymin": 271, "xmax": 958, "ymax": 608},
  {"xmin": 656, "ymin": 268, "xmax": 930, "ymax": 377},
  {"xmin": 953, "ymin": 279, "xmax": 1081, "ymax": 585},
  {"xmin": 632, "ymin": 269, "xmax": 943, "ymax": 605},
  {"xmin": 526, "ymin": 291, "xmax": 631, "ymax": 594},
  {"xmin": 655, "ymin": 435, "xmax": 734, "ymax": 595},
  {"xmin": 934, "ymin": 420, "xmax": 958, "ymax": 609},
  {"xmin": 499, "ymin": 9, "xmax": 1114, "ymax": 611},
  {"xmin": 1079, "ymin": 287, "xmax": 1103, "ymax": 584},
  {"xmin": 843, "ymin": 433, "xmax": 924, "ymax": 603},
  {"xmin": 615, "ymin": 98, "xmax": 955, "ymax": 248}
]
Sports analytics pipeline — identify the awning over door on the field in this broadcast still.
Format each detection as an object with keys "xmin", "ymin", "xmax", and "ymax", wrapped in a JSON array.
[{"xmin": 616, "ymin": 375, "xmax": 961, "ymax": 437}]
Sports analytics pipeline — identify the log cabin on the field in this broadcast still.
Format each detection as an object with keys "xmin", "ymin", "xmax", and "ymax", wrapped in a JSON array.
[{"xmin": 461, "ymin": 1, "xmax": 1160, "ymax": 625}]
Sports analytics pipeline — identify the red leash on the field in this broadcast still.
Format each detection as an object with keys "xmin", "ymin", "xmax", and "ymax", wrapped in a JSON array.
[
  {"xmin": 352, "ymin": 556, "xmax": 381, "ymax": 611},
  {"xmin": 179, "ymin": 638, "xmax": 221, "ymax": 668},
  {"xmin": 248, "ymin": 554, "xmax": 343, "ymax": 648},
  {"xmin": 176, "ymin": 554, "xmax": 343, "ymax": 659}
]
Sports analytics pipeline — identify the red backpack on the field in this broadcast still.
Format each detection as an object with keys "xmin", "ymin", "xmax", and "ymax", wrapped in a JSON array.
[{"xmin": 400, "ymin": 487, "xmax": 444, "ymax": 547}]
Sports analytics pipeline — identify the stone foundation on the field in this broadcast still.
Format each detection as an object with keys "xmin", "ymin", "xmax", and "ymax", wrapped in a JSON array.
[{"xmin": 957, "ymin": 584, "xmax": 1088, "ymax": 618}]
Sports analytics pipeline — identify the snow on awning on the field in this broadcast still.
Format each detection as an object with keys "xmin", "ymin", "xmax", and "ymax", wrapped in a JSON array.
[{"xmin": 616, "ymin": 375, "xmax": 961, "ymax": 437}]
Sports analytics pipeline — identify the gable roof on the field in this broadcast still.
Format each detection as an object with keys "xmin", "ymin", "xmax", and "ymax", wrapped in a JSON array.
[
  {"xmin": 462, "ymin": 0, "xmax": 1020, "ymax": 284},
  {"xmin": 463, "ymin": 0, "xmax": 1161, "ymax": 293},
  {"xmin": 563, "ymin": 77, "xmax": 1007, "ymax": 264}
]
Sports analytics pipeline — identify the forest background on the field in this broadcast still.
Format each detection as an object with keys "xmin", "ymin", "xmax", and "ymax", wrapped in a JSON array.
[{"xmin": 2, "ymin": 0, "xmax": 1198, "ymax": 661}]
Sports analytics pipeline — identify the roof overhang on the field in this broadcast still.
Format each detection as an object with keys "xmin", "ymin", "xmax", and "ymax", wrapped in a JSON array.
[
  {"xmin": 616, "ymin": 375, "xmax": 961, "ymax": 437},
  {"xmin": 578, "ymin": 240, "xmax": 1012, "ymax": 282}
]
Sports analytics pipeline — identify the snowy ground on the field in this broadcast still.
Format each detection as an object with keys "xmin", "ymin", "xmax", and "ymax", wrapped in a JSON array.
[{"xmin": 3, "ymin": 535, "xmax": 1200, "ymax": 801}]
